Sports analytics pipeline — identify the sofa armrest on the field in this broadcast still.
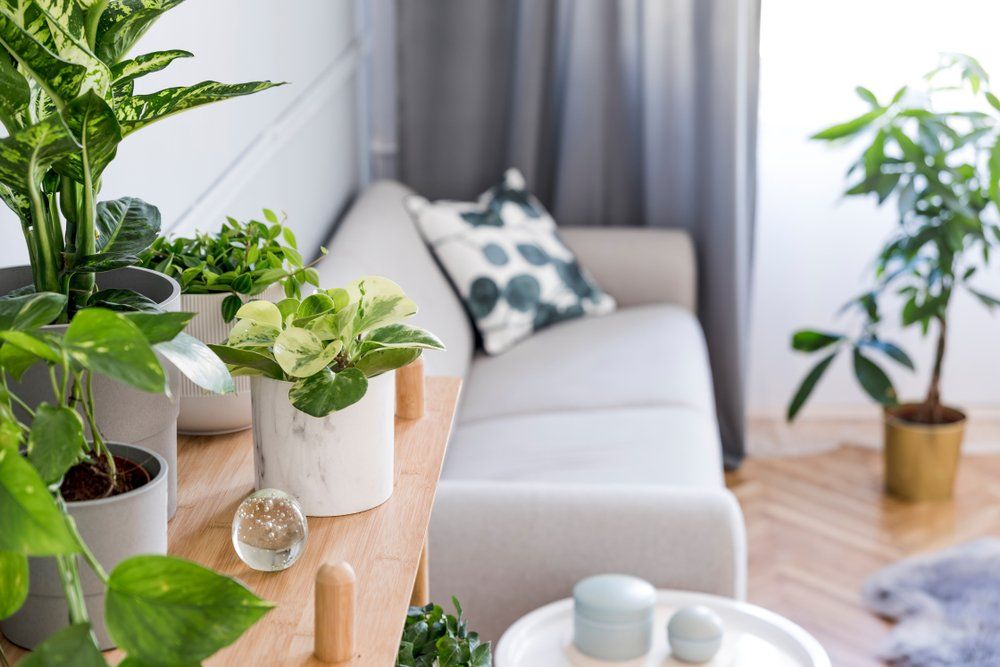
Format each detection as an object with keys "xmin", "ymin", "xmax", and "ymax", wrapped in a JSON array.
[
  {"xmin": 428, "ymin": 481, "xmax": 746, "ymax": 642},
  {"xmin": 559, "ymin": 227, "xmax": 697, "ymax": 312}
]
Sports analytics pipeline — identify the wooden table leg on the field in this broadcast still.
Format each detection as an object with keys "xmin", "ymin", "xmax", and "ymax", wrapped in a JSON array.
[{"xmin": 410, "ymin": 538, "xmax": 430, "ymax": 607}]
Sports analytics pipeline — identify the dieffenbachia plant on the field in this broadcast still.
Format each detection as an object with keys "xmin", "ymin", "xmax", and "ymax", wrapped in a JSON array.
[
  {"xmin": 210, "ymin": 276, "xmax": 445, "ymax": 417},
  {"xmin": 0, "ymin": 292, "xmax": 270, "ymax": 665},
  {"xmin": 788, "ymin": 53, "xmax": 1000, "ymax": 424},
  {"xmin": 0, "ymin": 0, "xmax": 282, "ymax": 316},
  {"xmin": 139, "ymin": 209, "xmax": 326, "ymax": 322}
]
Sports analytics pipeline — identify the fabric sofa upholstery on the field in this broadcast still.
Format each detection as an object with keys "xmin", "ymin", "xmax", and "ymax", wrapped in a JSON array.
[{"xmin": 319, "ymin": 181, "xmax": 746, "ymax": 642}]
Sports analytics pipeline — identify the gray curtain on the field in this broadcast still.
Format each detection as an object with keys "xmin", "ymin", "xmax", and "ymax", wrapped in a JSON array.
[{"xmin": 396, "ymin": 0, "xmax": 759, "ymax": 468}]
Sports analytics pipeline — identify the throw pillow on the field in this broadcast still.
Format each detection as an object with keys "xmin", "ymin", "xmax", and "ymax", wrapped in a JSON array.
[{"xmin": 406, "ymin": 169, "xmax": 616, "ymax": 355}]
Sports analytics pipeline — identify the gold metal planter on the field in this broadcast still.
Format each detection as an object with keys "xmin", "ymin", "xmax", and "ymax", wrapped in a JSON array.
[{"xmin": 883, "ymin": 404, "xmax": 966, "ymax": 501}]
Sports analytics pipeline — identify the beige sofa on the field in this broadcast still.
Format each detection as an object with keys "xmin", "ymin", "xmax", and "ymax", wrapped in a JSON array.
[{"xmin": 318, "ymin": 181, "xmax": 746, "ymax": 641}]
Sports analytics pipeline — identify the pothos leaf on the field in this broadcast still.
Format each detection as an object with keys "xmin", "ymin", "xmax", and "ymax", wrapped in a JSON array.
[{"xmin": 288, "ymin": 367, "xmax": 367, "ymax": 417}]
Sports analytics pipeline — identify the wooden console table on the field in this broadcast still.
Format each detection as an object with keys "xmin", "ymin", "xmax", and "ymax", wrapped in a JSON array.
[{"xmin": 3, "ymin": 369, "xmax": 460, "ymax": 666}]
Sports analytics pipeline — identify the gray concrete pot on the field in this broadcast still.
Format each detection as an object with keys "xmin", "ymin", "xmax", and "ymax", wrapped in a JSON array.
[
  {"xmin": 0, "ymin": 443, "xmax": 168, "ymax": 650},
  {"xmin": 0, "ymin": 266, "xmax": 182, "ymax": 516}
]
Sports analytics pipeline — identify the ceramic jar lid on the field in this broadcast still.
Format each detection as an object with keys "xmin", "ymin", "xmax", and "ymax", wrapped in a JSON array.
[{"xmin": 573, "ymin": 574, "xmax": 656, "ymax": 624}]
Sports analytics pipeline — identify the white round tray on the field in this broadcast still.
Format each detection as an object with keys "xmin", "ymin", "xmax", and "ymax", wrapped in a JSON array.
[{"xmin": 496, "ymin": 590, "xmax": 831, "ymax": 667}]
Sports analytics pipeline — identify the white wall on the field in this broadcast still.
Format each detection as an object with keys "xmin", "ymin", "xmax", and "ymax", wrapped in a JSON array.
[
  {"xmin": 0, "ymin": 0, "xmax": 364, "ymax": 267},
  {"xmin": 749, "ymin": 0, "xmax": 1000, "ymax": 449}
]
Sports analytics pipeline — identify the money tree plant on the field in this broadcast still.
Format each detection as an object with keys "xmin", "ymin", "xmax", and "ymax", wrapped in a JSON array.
[
  {"xmin": 0, "ymin": 292, "xmax": 272, "ymax": 665},
  {"xmin": 210, "ymin": 276, "xmax": 445, "ymax": 417},
  {"xmin": 788, "ymin": 54, "xmax": 1000, "ymax": 425},
  {"xmin": 0, "ymin": 0, "xmax": 281, "ymax": 317}
]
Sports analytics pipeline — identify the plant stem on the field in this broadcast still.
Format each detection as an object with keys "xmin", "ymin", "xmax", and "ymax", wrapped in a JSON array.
[
  {"xmin": 27, "ymin": 178, "xmax": 60, "ymax": 294},
  {"xmin": 55, "ymin": 553, "xmax": 88, "ymax": 624},
  {"xmin": 62, "ymin": 505, "xmax": 108, "ymax": 584},
  {"xmin": 68, "ymin": 155, "xmax": 97, "ymax": 312},
  {"xmin": 922, "ymin": 315, "xmax": 947, "ymax": 423},
  {"xmin": 0, "ymin": 643, "xmax": 10, "ymax": 667},
  {"xmin": 82, "ymin": 372, "xmax": 115, "ymax": 478}
]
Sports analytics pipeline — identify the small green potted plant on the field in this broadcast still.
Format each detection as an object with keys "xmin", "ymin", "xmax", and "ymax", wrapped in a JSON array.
[
  {"xmin": 210, "ymin": 276, "xmax": 445, "ymax": 516},
  {"xmin": 397, "ymin": 599, "xmax": 492, "ymax": 667},
  {"xmin": 0, "ymin": 0, "xmax": 280, "ymax": 513},
  {"xmin": 0, "ymin": 292, "xmax": 272, "ymax": 655},
  {"xmin": 787, "ymin": 53, "xmax": 1000, "ymax": 500},
  {"xmin": 139, "ymin": 210, "xmax": 325, "ymax": 434}
]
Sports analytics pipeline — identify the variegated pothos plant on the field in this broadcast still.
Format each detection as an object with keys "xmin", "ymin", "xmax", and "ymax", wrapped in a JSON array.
[
  {"xmin": 210, "ymin": 276, "xmax": 446, "ymax": 417},
  {"xmin": 0, "ymin": 0, "xmax": 282, "ymax": 316}
]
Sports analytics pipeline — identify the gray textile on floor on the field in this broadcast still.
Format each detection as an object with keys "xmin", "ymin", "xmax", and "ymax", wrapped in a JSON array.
[{"xmin": 863, "ymin": 538, "xmax": 1000, "ymax": 667}]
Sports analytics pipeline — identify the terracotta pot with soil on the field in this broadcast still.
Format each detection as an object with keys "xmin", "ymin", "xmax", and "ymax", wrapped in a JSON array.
[{"xmin": 0, "ymin": 443, "xmax": 168, "ymax": 650}]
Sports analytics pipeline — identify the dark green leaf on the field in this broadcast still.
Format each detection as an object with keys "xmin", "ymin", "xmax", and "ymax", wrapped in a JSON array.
[
  {"xmin": 787, "ymin": 352, "xmax": 837, "ymax": 422},
  {"xmin": 86, "ymin": 288, "xmax": 160, "ymax": 312},
  {"xmin": 967, "ymin": 287, "xmax": 1000, "ymax": 310},
  {"xmin": 852, "ymin": 349, "xmax": 897, "ymax": 406},
  {"xmin": 208, "ymin": 344, "xmax": 283, "ymax": 380},
  {"xmin": 0, "ymin": 447, "xmax": 79, "ymax": 555},
  {"xmin": 28, "ymin": 404, "xmax": 86, "ymax": 485},
  {"xmin": 221, "ymin": 294, "xmax": 242, "ymax": 323},
  {"xmin": 155, "ymin": 333, "xmax": 235, "ymax": 395},
  {"xmin": 64, "ymin": 308, "xmax": 166, "ymax": 393},
  {"xmin": 19, "ymin": 623, "xmax": 107, "ymax": 667},
  {"xmin": 94, "ymin": 197, "xmax": 162, "ymax": 256},
  {"xmin": 288, "ymin": 367, "xmax": 368, "ymax": 417},
  {"xmin": 811, "ymin": 108, "xmax": 886, "ymax": 141},
  {"xmin": 106, "ymin": 555, "xmax": 273, "ymax": 663},
  {"xmin": 989, "ymin": 138, "xmax": 1000, "ymax": 209},
  {"xmin": 354, "ymin": 346, "xmax": 421, "ymax": 379},
  {"xmin": 124, "ymin": 311, "xmax": 194, "ymax": 344},
  {"xmin": 790, "ymin": 329, "xmax": 842, "ymax": 353},
  {"xmin": 858, "ymin": 339, "xmax": 915, "ymax": 370},
  {"xmin": 0, "ymin": 549, "xmax": 28, "ymax": 619},
  {"xmin": 0, "ymin": 291, "xmax": 66, "ymax": 330}
]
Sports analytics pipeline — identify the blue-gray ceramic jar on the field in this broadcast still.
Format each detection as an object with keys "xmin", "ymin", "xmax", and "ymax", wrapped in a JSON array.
[{"xmin": 573, "ymin": 574, "xmax": 656, "ymax": 661}]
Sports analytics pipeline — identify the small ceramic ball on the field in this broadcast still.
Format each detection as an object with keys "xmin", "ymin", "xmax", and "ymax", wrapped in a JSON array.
[
  {"xmin": 232, "ymin": 488, "xmax": 308, "ymax": 571},
  {"xmin": 667, "ymin": 605, "xmax": 724, "ymax": 663}
]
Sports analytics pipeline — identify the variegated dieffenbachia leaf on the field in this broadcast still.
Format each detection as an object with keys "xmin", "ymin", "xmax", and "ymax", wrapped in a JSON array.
[
  {"xmin": 0, "ymin": 52, "xmax": 29, "ymax": 131},
  {"xmin": 0, "ymin": 7, "xmax": 89, "ymax": 108},
  {"xmin": 55, "ymin": 89, "xmax": 122, "ymax": 180},
  {"xmin": 0, "ymin": 114, "xmax": 77, "ymax": 192},
  {"xmin": 94, "ymin": 196, "xmax": 159, "ymax": 254},
  {"xmin": 31, "ymin": 0, "xmax": 112, "ymax": 97},
  {"xmin": 114, "ymin": 80, "xmax": 285, "ymax": 135},
  {"xmin": 111, "ymin": 48, "xmax": 191, "ymax": 85},
  {"xmin": 0, "ymin": 182, "xmax": 29, "ymax": 218},
  {"xmin": 94, "ymin": 0, "xmax": 187, "ymax": 65}
]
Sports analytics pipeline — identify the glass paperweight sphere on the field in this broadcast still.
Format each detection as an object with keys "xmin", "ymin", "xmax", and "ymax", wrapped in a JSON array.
[{"xmin": 232, "ymin": 488, "xmax": 308, "ymax": 572}]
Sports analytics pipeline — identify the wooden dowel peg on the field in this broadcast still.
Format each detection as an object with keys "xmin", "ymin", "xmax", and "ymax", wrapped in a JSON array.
[
  {"xmin": 396, "ymin": 357, "xmax": 425, "ymax": 420},
  {"xmin": 315, "ymin": 561, "xmax": 356, "ymax": 663}
]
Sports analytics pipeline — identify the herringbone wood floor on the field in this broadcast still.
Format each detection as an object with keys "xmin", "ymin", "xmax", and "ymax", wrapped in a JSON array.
[{"xmin": 725, "ymin": 445, "xmax": 1000, "ymax": 667}]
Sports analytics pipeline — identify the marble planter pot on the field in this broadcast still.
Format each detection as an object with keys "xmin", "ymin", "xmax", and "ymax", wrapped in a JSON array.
[
  {"xmin": 0, "ymin": 266, "xmax": 182, "ymax": 517},
  {"xmin": 251, "ymin": 371, "xmax": 395, "ymax": 516},
  {"xmin": 176, "ymin": 285, "xmax": 283, "ymax": 435},
  {"xmin": 0, "ymin": 443, "xmax": 168, "ymax": 650}
]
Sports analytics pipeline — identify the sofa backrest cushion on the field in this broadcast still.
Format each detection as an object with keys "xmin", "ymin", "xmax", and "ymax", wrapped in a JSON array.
[{"xmin": 317, "ymin": 180, "xmax": 474, "ymax": 379}]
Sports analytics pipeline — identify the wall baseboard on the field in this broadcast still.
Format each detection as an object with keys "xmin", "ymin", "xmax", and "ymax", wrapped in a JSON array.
[{"xmin": 749, "ymin": 406, "xmax": 1000, "ymax": 457}]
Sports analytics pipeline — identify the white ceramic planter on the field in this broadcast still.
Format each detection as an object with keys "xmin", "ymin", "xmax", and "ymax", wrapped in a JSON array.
[
  {"xmin": 251, "ymin": 371, "xmax": 395, "ymax": 516},
  {"xmin": 177, "ymin": 284, "xmax": 284, "ymax": 435},
  {"xmin": 0, "ymin": 266, "xmax": 182, "ymax": 517},
  {"xmin": 0, "ymin": 443, "xmax": 168, "ymax": 650}
]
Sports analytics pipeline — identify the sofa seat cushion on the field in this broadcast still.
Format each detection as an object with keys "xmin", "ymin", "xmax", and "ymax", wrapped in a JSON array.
[
  {"xmin": 459, "ymin": 304, "xmax": 716, "ymax": 424},
  {"xmin": 443, "ymin": 406, "xmax": 724, "ymax": 487}
]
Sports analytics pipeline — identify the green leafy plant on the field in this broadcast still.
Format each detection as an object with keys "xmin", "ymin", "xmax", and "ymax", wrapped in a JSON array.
[
  {"xmin": 788, "ymin": 53, "xmax": 1000, "ymax": 424},
  {"xmin": 397, "ymin": 598, "xmax": 492, "ymax": 667},
  {"xmin": 0, "ymin": 292, "xmax": 269, "ymax": 665},
  {"xmin": 139, "ymin": 209, "xmax": 326, "ymax": 322},
  {"xmin": 210, "ymin": 276, "xmax": 445, "ymax": 417},
  {"xmin": 0, "ymin": 0, "xmax": 282, "ymax": 317}
]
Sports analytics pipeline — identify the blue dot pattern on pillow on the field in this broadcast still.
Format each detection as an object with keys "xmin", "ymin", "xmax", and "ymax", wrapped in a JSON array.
[{"xmin": 406, "ymin": 169, "xmax": 616, "ymax": 354}]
